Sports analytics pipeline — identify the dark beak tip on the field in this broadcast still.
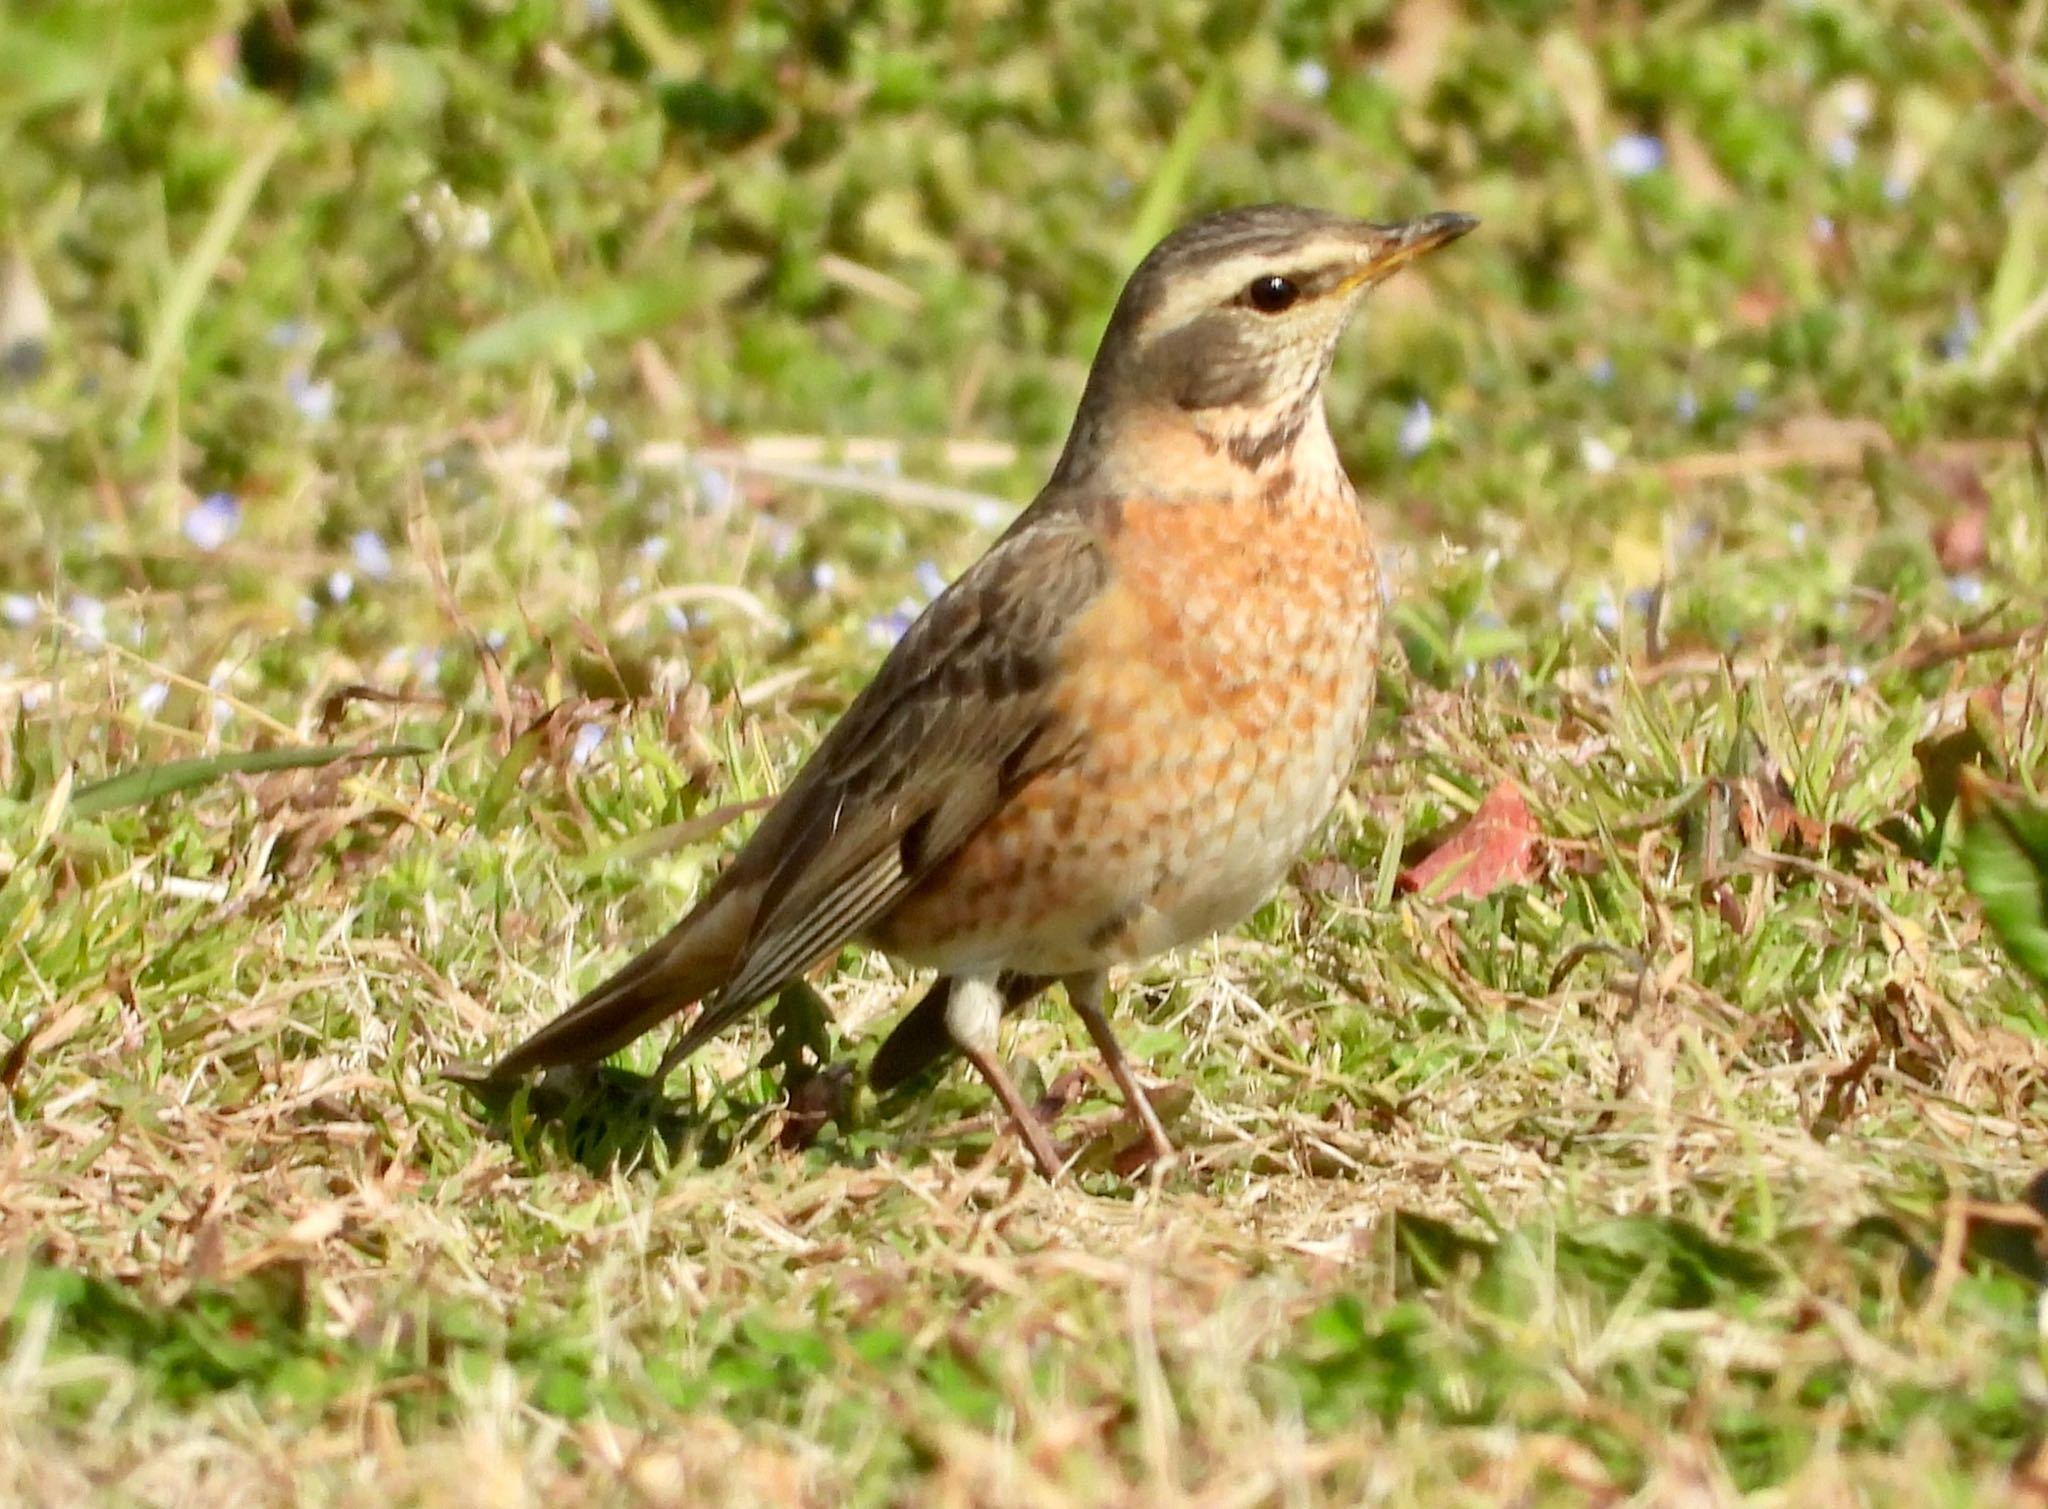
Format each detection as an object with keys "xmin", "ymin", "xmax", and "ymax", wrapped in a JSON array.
[
  {"xmin": 1372, "ymin": 211, "xmax": 1478, "ymax": 262},
  {"xmin": 1426, "ymin": 211, "xmax": 1479, "ymax": 242}
]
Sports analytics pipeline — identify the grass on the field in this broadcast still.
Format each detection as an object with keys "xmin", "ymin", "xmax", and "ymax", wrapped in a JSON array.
[{"xmin": 3, "ymin": 0, "xmax": 2048, "ymax": 1502}]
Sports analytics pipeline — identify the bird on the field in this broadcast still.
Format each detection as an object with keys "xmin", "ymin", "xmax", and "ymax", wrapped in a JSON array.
[{"xmin": 490, "ymin": 203, "xmax": 1477, "ymax": 1177}]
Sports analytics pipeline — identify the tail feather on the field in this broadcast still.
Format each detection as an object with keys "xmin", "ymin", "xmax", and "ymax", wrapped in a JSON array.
[{"xmin": 491, "ymin": 887, "xmax": 754, "ymax": 1079}]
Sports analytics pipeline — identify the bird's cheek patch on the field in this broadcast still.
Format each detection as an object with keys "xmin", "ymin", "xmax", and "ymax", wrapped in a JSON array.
[{"xmin": 1150, "ymin": 314, "xmax": 1276, "ymax": 411}]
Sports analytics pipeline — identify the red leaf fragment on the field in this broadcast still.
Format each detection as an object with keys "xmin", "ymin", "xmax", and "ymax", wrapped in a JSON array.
[
  {"xmin": 1398, "ymin": 780, "xmax": 1543, "ymax": 901},
  {"xmin": 1930, "ymin": 462, "xmax": 1992, "ymax": 574}
]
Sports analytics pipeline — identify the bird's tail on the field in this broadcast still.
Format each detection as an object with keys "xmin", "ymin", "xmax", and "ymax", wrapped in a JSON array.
[{"xmin": 490, "ymin": 887, "xmax": 754, "ymax": 1079}]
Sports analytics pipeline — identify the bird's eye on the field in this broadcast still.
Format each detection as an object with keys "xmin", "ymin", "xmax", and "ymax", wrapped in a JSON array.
[{"xmin": 1244, "ymin": 274, "xmax": 1301, "ymax": 314}]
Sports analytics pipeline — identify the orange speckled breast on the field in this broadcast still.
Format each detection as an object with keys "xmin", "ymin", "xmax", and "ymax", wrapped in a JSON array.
[{"xmin": 870, "ymin": 479, "xmax": 1382, "ymax": 977}]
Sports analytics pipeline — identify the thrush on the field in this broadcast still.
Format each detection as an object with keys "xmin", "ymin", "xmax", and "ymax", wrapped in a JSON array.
[{"xmin": 491, "ymin": 203, "xmax": 1476, "ymax": 1177}]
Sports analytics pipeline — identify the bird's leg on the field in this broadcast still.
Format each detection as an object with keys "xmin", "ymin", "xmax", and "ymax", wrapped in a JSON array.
[
  {"xmin": 1063, "ymin": 971, "xmax": 1178, "ymax": 1171},
  {"xmin": 947, "ymin": 973, "xmax": 1064, "ymax": 1178},
  {"xmin": 869, "ymin": 972, "xmax": 1050, "ymax": 1095}
]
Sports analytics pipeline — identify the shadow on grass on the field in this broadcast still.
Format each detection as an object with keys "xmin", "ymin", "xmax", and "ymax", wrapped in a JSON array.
[
  {"xmin": 451, "ymin": 978, "xmax": 1181, "ymax": 1179},
  {"xmin": 448, "ymin": 983, "xmax": 881, "ymax": 1176}
]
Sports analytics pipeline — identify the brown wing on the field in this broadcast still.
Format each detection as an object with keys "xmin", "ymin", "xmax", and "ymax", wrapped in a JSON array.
[
  {"xmin": 489, "ymin": 506, "xmax": 1110, "ymax": 1080},
  {"xmin": 654, "ymin": 512, "xmax": 1110, "ymax": 1059}
]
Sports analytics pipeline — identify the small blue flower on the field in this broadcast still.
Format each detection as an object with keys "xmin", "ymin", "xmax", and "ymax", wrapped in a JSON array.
[
  {"xmin": 1606, "ymin": 133, "xmax": 1665, "ymax": 179},
  {"xmin": 914, "ymin": 559, "xmax": 947, "ymax": 600},
  {"xmin": 1825, "ymin": 135, "xmax": 1858, "ymax": 169},
  {"xmin": 1397, "ymin": 398, "xmax": 1433, "ymax": 457},
  {"xmin": 691, "ymin": 463, "xmax": 737, "ymax": 514},
  {"xmin": 68, "ymin": 594, "xmax": 107, "ymax": 649},
  {"xmin": 351, "ymin": 530, "xmax": 394, "ymax": 581},
  {"xmin": 1883, "ymin": 173, "xmax": 1910, "ymax": 205},
  {"xmin": 1592, "ymin": 590, "xmax": 1621, "ymax": 632},
  {"xmin": 663, "ymin": 603, "xmax": 691, "ymax": 633},
  {"xmin": 1586, "ymin": 355, "xmax": 1615, "ymax": 387},
  {"xmin": 3, "ymin": 592, "xmax": 37, "ymax": 627},
  {"xmin": 1674, "ymin": 386, "xmax": 1699, "ymax": 424},
  {"xmin": 809, "ymin": 561, "xmax": 839, "ymax": 594},
  {"xmin": 866, "ymin": 598, "xmax": 920, "ymax": 648},
  {"xmin": 585, "ymin": 415, "xmax": 612, "ymax": 444},
  {"xmin": 137, "ymin": 680, "xmax": 170, "ymax": 715},
  {"xmin": 266, "ymin": 320, "xmax": 309, "ymax": 347},
  {"xmin": 570, "ymin": 722, "xmax": 606, "ymax": 767},
  {"xmin": 544, "ymin": 496, "xmax": 578, "ymax": 528},
  {"xmin": 1939, "ymin": 303, "xmax": 1979, "ymax": 361},
  {"xmin": 1811, "ymin": 214, "xmax": 1836, "ymax": 241},
  {"xmin": 1948, "ymin": 574, "xmax": 1984, "ymax": 606},
  {"xmin": 1843, "ymin": 665, "xmax": 1869, "ymax": 688},
  {"xmin": 182, "ymin": 492, "xmax": 241, "ymax": 552},
  {"xmin": 1733, "ymin": 386, "xmax": 1759, "ymax": 415},
  {"xmin": 286, "ymin": 369, "xmax": 336, "ymax": 424},
  {"xmin": 327, "ymin": 569, "xmax": 355, "ymax": 603},
  {"xmin": 1788, "ymin": 521, "xmax": 1808, "ymax": 547},
  {"xmin": 1293, "ymin": 59, "xmax": 1331, "ymax": 99}
]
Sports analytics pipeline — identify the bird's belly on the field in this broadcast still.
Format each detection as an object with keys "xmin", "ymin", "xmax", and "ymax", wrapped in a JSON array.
[{"xmin": 873, "ymin": 487, "xmax": 1381, "ymax": 977}]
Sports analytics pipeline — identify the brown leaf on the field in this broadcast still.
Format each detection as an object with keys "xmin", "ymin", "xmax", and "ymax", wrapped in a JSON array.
[
  {"xmin": 0, "ymin": 1023, "xmax": 34, "ymax": 1093},
  {"xmin": 1398, "ymin": 781, "xmax": 1543, "ymax": 901},
  {"xmin": 1732, "ymin": 284, "xmax": 1787, "ymax": 328},
  {"xmin": 1704, "ymin": 878, "xmax": 1749, "ymax": 935},
  {"xmin": 1728, "ymin": 771, "xmax": 1827, "ymax": 853},
  {"xmin": 2010, "ymin": 1438, "xmax": 2048, "ymax": 1508},
  {"xmin": 1294, "ymin": 856, "xmax": 1368, "ymax": 903},
  {"xmin": 1872, "ymin": 982, "xmax": 1944, "ymax": 1086},
  {"xmin": 1931, "ymin": 463, "xmax": 1992, "ymax": 573},
  {"xmin": 777, "ymin": 1062, "xmax": 856, "ymax": 1152},
  {"xmin": 1814, "ymin": 1040, "xmax": 1880, "ymax": 1140},
  {"xmin": 316, "ymin": 682, "xmax": 441, "ymax": 736}
]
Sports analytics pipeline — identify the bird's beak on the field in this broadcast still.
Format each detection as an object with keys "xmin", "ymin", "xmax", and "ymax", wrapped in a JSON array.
[{"xmin": 1341, "ymin": 211, "xmax": 1478, "ymax": 292}]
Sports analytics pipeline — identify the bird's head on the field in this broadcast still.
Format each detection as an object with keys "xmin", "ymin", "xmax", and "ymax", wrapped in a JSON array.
[{"xmin": 1065, "ymin": 204, "xmax": 1475, "ymax": 476}]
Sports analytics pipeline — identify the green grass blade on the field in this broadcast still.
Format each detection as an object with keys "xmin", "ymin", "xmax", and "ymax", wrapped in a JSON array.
[
  {"xmin": 126, "ymin": 117, "xmax": 291, "ymax": 427},
  {"xmin": 474, "ymin": 724, "xmax": 547, "ymax": 835},
  {"xmin": 1958, "ymin": 770, "xmax": 2048, "ymax": 993},
  {"xmin": 1115, "ymin": 72, "xmax": 1226, "ymax": 279},
  {"xmin": 67, "ymin": 742, "xmax": 426, "ymax": 820},
  {"xmin": 0, "ymin": 1, "xmax": 244, "ymax": 122},
  {"xmin": 453, "ymin": 265, "xmax": 753, "ymax": 368}
]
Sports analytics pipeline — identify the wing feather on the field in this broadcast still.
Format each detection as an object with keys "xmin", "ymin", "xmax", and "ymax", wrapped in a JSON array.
[{"xmin": 703, "ymin": 515, "xmax": 1108, "ymax": 1021}]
